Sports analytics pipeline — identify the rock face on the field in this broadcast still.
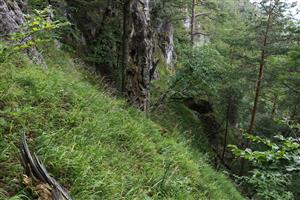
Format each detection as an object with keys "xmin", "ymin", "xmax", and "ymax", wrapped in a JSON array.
[
  {"xmin": 53, "ymin": 0, "xmax": 163, "ymax": 111},
  {"xmin": 158, "ymin": 20, "xmax": 175, "ymax": 67},
  {"xmin": 64, "ymin": 0, "xmax": 120, "ymax": 76},
  {"xmin": 16, "ymin": 0, "xmax": 28, "ymax": 12},
  {"xmin": 0, "ymin": 0, "xmax": 24, "ymax": 33},
  {"xmin": 126, "ymin": 0, "xmax": 154, "ymax": 111},
  {"xmin": 0, "ymin": 0, "xmax": 45, "ymax": 66}
]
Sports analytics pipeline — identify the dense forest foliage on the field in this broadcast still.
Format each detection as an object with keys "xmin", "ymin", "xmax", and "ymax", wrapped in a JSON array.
[{"xmin": 0, "ymin": 0, "xmax": 299, "ymax": 199}]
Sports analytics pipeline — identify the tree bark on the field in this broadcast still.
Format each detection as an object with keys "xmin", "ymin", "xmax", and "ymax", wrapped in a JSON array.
[
  {"xmin": 121, "ymin": 0, "xmax": 130, "ymax": 92},
  {"xmin": 222, "ymin": 98, "xmax": 231, "ymax": 161},
  {"xmin": 271, "ymin": 95, "xmax": 277, "ymax": 119},
  {"xmin": 248, "ymin": 11, "xmax": 272, "ymax": 135},
  {"xmin": 0, "ymin": 0, "xmax": 45, "ymax": 66},
  {"xmin": 125, "ymin": 0, "xmax": 154, "ymax": 112}
]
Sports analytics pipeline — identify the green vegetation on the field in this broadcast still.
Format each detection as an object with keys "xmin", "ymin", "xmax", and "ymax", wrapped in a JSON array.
[
  {"xmin": 0, "ymin": 48, "xmax": 243, "ymax": 199},
  {"xmin": 229, "ymin": 127, "xmax": 300, "ymax": 200},
  {"xmin": 1, "ymin": 0, "xmax": 299, "ymax": 199}
]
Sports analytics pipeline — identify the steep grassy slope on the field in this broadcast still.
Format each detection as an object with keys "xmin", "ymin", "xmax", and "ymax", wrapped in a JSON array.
[
  {"xmin": 0, "ymin": 50, "xmax": 244, "ymax": 199},
  {"xmin": 152, "ymin": 102, "xmax": 211, "ymax": 155}
]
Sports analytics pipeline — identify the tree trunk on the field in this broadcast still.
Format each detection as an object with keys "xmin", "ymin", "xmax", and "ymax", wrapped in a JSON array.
[
  {"xmin": 0, "ymin": 0, "xmax": 45, "ymax": 66},
  {"xmin": 190, "ymin": 0, "xmax": 196, "ymax": 46},
  {"xmin": 248, "ymin": 11, "xmax": 272, "ymax": 135},
  {"xmin": 121, "ymin": 0, "xmax": 130, "ymax": 92},
  {"xmin": 240, "ymin": 9, "xmax": 273, "ymax": 176},
  {"xmin": 222, "ymin": 98, "xmax": 231, "ymax": 161},
  {"xmin": 126, "ymin": 0, "xmax": 154, "ymax": 112},
  {"xmin": 271, "ymin": 95, "xmax": 277, "ymax": 119}
]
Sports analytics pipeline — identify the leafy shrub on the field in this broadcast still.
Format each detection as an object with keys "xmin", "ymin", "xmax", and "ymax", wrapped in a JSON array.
[
  {"xmin": 170, "ymin": 45, "xmax": 230, "ymax": 99},
  {"xmin": 229, "ymin": 122, "xmax": 300, "ymax": 199},
  {"xmin": 0, "ymin": 6, "xmax": 69, "ymax": 64}
]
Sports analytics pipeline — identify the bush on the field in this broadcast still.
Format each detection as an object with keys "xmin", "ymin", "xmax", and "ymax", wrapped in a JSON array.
[{"xmin": 229, "ymin": 122, "xmax": 300, "ymax": 199}]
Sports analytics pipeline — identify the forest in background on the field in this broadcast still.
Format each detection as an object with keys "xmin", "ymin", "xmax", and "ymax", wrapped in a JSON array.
[{"xmin": 0, "ymin": 0, "xmax": 299, "ymax": 199}]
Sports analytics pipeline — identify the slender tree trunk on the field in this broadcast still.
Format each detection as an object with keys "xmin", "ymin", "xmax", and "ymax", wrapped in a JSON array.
[
  {"xmin": 248, "ymin": 11, "xmax": 272, "ymax": 135},
  {"xmin": 121, "ymin": 0, "xmax": 130, "ymax": 92},
  {"xmin": 271, "ymin": 95, "xmax": 277, "ymax": 119},
  {"xmin": 239, "ymin": 9, "xmax": 273, "ymax": 176},
  {"xmin": 222, "ymin": 98, "xmax": 231, "ymax": 161},
  {"xmin": 190, "ymin": 0, "xmax": 196, "ymax": 46}
]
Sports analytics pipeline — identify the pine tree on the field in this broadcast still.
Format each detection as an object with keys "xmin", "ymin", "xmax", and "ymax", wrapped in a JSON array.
[{"xmin": 240, "ymin": 0, "xmax": 296, "ymax": 175}]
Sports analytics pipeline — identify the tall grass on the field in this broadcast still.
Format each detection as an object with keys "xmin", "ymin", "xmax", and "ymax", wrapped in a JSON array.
[{"xmin": 0, "ymin": 49, "xmax": 243, "ymax": 199}]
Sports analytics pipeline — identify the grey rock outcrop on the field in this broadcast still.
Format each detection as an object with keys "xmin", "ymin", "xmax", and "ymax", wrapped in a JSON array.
[{"xmin": 0, "ymin": 0, "xmax": 45, "ymax": 66}]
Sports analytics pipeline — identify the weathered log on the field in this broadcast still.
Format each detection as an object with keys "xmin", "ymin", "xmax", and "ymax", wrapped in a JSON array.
[{"xmin": 20, "ymin": 132, "xmax": 72, "ymax": 200}]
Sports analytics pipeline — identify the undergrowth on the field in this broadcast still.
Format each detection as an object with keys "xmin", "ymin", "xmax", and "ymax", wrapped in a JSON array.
[{"xmin": 0, "ymin": 47, "xmax": 243, "ymax": 199}]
